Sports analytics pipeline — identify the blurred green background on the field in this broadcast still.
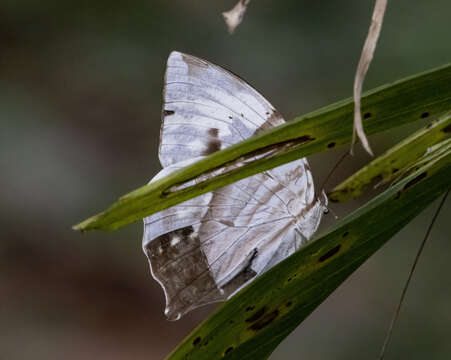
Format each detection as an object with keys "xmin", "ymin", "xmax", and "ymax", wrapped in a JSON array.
[{"xmin": 1, "ymin": 1, "xmax": 450, "ymax": 359}]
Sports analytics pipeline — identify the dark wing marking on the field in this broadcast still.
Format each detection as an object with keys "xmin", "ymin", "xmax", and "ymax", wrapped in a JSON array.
[{"xmin": 144, "ymin": 226, "xmax": 224, "ymax": 321}]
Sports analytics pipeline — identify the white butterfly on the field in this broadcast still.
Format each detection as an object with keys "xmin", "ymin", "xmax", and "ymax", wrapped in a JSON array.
[{"xmin": 142, "ymin": 51, "xmax": 327, "ymax": 320}]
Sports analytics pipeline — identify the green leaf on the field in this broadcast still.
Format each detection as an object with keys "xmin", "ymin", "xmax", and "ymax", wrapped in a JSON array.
[
  {"xmin": 165, "ymin": 137, "xmax": 451, "ymax": 360},
  {"xmin": 73, "ymin": 63, "xmax": 451, "ymax": 231},
  {"xmin": 329, "ymin": 111, "xmax": 451, "ymax": 202}
]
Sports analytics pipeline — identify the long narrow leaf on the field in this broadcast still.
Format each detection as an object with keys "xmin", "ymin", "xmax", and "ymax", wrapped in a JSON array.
[
  {"xmin": 166, "ymin": 140, "xmax": 451, "ymax": 360},
  {"xmin": 74, "ymin": 63, "xmax": 451, "ymax": 231},
  {"xmin": 329, "ymin": 111, "xmax": 451, "ymax": 202}
]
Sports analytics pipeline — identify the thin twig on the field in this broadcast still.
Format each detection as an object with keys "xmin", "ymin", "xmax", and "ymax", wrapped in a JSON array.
[
  {"xmin": 378, "ymin": 188, "xmax": 450, "ymax": 359},
  {"xmin": 352, "ymin": 0, "xmax": 388, "ymax": 156},
  {"xmin": 222, "ymin": 0, "xmax": 251, "ymax": 34}
]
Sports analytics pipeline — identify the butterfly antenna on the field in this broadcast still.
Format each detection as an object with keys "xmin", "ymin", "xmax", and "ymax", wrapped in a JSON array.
[
  {"xmin": 378, "ymin": 188, "xmax": 450, "ymax": 360},
  {"xmin": 320, "ymin": 150, "xmax": 350, "ymax": 192},
  {"xmin": 318, "ymin": 151, "xmax": 350, "ymax": 219}
]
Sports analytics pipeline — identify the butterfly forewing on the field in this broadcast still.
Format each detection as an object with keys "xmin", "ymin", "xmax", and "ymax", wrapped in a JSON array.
[
  {"xmin": 143, "ymin": 51, "xmax": 323, "ymax": 320},
  {"xmin": 159, "ymin": 51, "xmax": 284, "ymax": 167}
]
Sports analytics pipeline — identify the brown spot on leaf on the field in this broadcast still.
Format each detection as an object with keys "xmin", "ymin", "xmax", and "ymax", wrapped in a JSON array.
[
  {"xmin": 363, "ymin": 112, "xmax": 372, "ymax": 119},
  {"xmin": 248, "ymin": 309, "xmax": 280, "ymax": 331},
  {"xmin": 421, "ymin": 112, "xmax": 430, "ymax": 119},
  {"xmin": 442, "ymin": 124, "xmax": 451, "ymax": 133},
  {"xmin": 403, "ymin": 172, "xmax": 427, "ymax": 190},
  {"xmin": 193, "ymin": 337, "xmax": 202, "ymax": 347},
  {"xmin": 245, "ymin": 307, "xmax": 266, "ymax": 322},
  {"xmin": 327, "ymin": 142, "xmax": 336, "ymax": 148},
  {"xmin": 238, "ymin": 135, "xmax": 315, "ymax": 160},
  {"xmin": 224, "ymin": 347, "xmax": 234, "ymax": 355},
  {"xmin": 318, "ymin": 244, "xmax": 341, "ymax": 262}
]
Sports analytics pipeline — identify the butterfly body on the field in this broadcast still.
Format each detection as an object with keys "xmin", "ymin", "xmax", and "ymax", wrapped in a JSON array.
[{"xmin": 143, "ymin": 51, "xmax": 327, "ymax": 320}]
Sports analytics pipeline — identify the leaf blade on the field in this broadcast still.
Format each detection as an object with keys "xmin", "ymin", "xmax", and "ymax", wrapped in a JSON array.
[
  {"xmin": 165, "ymin": 139, "xmax": 451, "ymax": 360},
  {"xmin": 74, "ymin": 63, "xmax": 451, "ymax": 231},
  {"xmin": 329, "ymin": 111, "xmax": 451, "ymax": 202}
]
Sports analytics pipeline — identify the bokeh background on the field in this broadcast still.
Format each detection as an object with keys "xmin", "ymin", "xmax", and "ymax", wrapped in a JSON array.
[{"xmin": 1, "ymin": 1, "xmax": 450, "ymax": 359}]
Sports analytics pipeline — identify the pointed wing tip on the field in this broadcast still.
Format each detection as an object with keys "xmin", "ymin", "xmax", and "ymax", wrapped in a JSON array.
[{"xmin": 168, "ymin": 50, "xmax": 186, "ymax": 61}]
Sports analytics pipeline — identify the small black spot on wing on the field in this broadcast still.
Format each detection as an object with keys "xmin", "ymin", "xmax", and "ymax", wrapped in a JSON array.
[{"xmin": 163, "ymin": 109, "xmax": 175, "ymax": 116}]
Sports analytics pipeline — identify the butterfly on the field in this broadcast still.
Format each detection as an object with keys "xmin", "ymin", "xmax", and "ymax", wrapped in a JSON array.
[{"xmin": 142, "ymin": 51, "xmax": 328, "ymax": 320}]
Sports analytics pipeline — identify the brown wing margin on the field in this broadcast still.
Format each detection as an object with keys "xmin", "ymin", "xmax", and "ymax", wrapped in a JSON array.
[{"xmin": 144, "ymin": 225, "xmax": 225, "ymax": 320}]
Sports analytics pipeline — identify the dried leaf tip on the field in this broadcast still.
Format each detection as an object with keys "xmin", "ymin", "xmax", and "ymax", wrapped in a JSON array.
[
  {"xmin": 352, "ymin": 0, "xmax": 388, "ymax": 156},
  {"xmin": 222, "ymin": 0, "xmax": 251, "ymax": 34}
]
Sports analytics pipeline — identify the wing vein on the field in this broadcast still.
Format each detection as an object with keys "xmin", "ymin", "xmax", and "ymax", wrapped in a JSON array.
[{"xmin": 166, "ymin": 81, "xmax": 267, "ymax": 123}]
